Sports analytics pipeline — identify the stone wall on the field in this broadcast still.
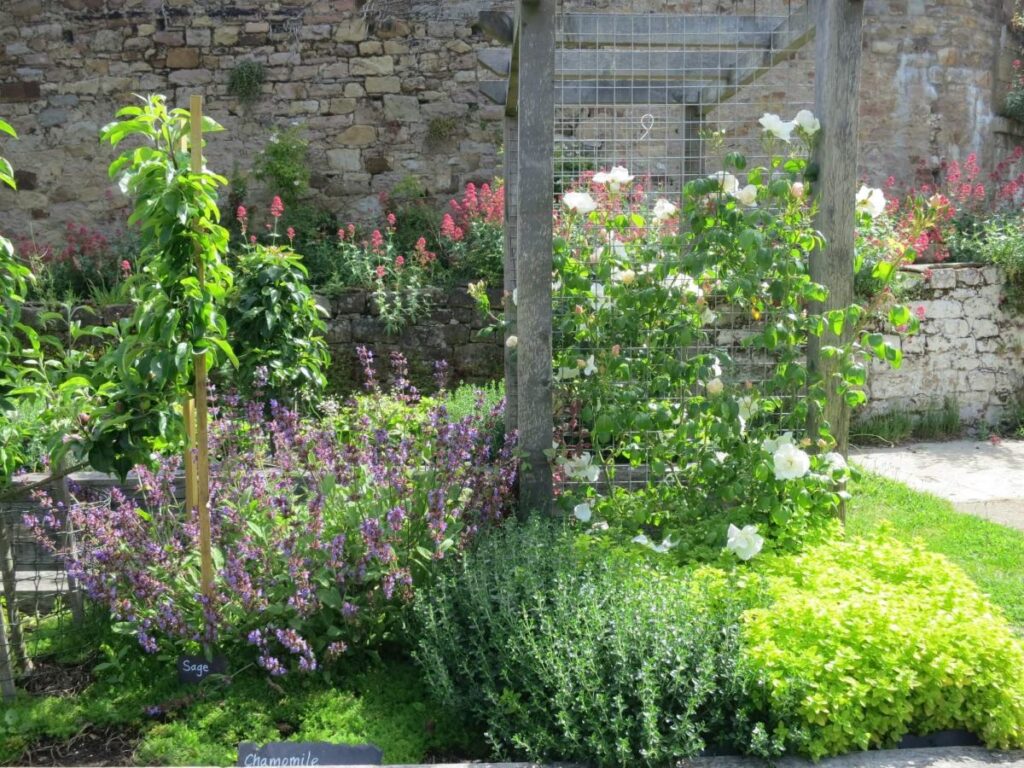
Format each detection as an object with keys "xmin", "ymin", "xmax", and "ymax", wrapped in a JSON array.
[
  {"xmin": 321, "ymin": 286, "xmax": 503, "ymax": 393},
  {"xmin": 2, "ymin": 0, "xmax": 1023, "ymax": 243},
  {"xmin": 863, "ymin": 265, "xmax": 1024, "ymax": 425}
]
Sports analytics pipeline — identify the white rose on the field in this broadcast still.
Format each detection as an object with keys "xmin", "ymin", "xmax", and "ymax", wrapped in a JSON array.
[
  {"xmin": 793, "ymin": 109, "xmax": 820, "ymax": 136},
  {"xmin": 708, "ymin": 171, "xmax": 740, "ymax": 194},
  {"xmin": 732, "ymin": 184, "xmax": 758, "ymax": 207},
  {"xmin": 573, "ymin": 502, "xmax": 592, "ymax": 523},
  {"xmin": 612, "ymin": 268, "xmax": 636, "ymax": 285},
  {"xmin": 825, "ymin": 451, "xmax": 848, "ymax": 476},
  {"xmin": 758, "ymin": 112, "xmax": 796, "ymax": 143},
  {"xmin": 563, "ymin": 191, "xmax": 598, "ymax": 215},
  {"xmin": 583, "ymin": 355, "xmax": 597, "ymax": 376},
  {"xmin": 662, "ymin": 273, "xmax": 702, "ymax": 297},
  {"xmin": 855, "ymin": 185, "xmax": 886, "ymax": 218},
  {"xmin": 596, "ymin": 233, "xmax": 628, "ymax": 261},
  {"xmin": 592, "ymin": 165, "xmax": 634, "ymax": 193},
  {"xmin": 773, "ymin": 442, "xmax": 811, "ymax": 481},
  {"xmin": 761, "ymin": 431, "xmax": 794, "ymax": 453},
  {"xmin": 652, "ymin": 198, "xmax": 678, "ymax": 222},
  {"xmin": 559, "ymin": 452, "xmax": 600, "ymax": 482},
  {"xmin": 505, "ymin": 335, "xmax": 518, "ymax": 349},
  {"xmin": 726, "ymin": 523, "xmax": 764, "ymax": 561},
  {"xmin": 791, "ymin": 181, "xmax": 805, "ymax": 199},
  {"xmin": 706, "ymin": 377, "xmax": 724, "ymax": 396},
  {"xmin": 701, "ymin": 307, "xmax": 717, "ymax": 325},
  {"xmin": 590, "ymin": 282, "xmax": 612, "ymax": 310}
]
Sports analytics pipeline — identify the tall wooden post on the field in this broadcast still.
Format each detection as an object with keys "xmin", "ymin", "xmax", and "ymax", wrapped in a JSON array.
[
  {"xmin": 810, "ymin": 0, "xmax": 864, "ymax": 465},
  {"xmin": 0, "ymin": 593, "xmax": 15, "ymax": 701},
  {"xmin": 189, "ymin": 95, "xmax": 215, "ymax": 600},
  {"xmin": 514, "ymin": 0, "xmax": 555, "ymax": 514},
  {"xmin": 503, "ymin": 114, "xmax": 519, "ymax": 434},
  {"xmin": 0, "ymin": 516, "xmax": 28, "ymax": 673}
]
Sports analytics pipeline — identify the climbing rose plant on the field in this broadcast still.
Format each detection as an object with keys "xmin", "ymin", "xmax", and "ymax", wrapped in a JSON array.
[{"xmin": 549, "ymin": 112, "xmax": 915, "ymax": 562}]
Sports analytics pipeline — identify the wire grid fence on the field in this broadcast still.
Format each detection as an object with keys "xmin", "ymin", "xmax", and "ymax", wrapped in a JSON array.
[
  {"xmin": 550, "ymin": 0, "xmax": 816, "ymax": 489},
  {"xmin": 0, "ymin": 489, "xmax": 79, "ymax": 697}
]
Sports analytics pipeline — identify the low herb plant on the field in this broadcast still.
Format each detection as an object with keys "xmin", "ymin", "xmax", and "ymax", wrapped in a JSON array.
[
  {"xmin": 28, "ymin": 351, "xmax": 516, "ymax": 675},
  {"xmin": 741, "ymin": 533, "xmax": 1024, "ymax": 758}
]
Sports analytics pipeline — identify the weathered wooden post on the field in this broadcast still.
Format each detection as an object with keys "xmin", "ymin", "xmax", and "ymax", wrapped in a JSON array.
[
  {"xmin": 810, "ymin": 0, "xmax": 864, "ymax": 466},
  {"xmin": 0, "ymin": 590, "xmax": 15, "ymax": 701},
  {"xmin": 0, "ymin": 512, "xmax": 28, "ymax": 676},
  {"xmin": 503, "ymin": 113, "xmax": 519, "ymax": 434},
  {"xmin": 514, "ymin": 0, "xmax": 556, "ymax": 514}
]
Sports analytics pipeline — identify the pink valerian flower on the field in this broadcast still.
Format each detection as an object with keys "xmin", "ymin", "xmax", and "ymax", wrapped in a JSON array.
[
  {"xmin": 337, "ymin": 228, "xmax": 346, "ymax": 241},
  {"xmin": 286, "ymin": 226, "xmax": 295, "ymax": 244},
  {"xmin": 270, "ymin": 196, "xmax": 285, "ymax": 218},
  {"xmin": 386, "ymin": 212, "xmax": 397, "ymax": 228},
  {"xmin": 120, "ymin": 259, "xmax": 132, "ymax": 276},
  {"xmin": 249, "ymin": 234, "xmax": 257, "ymax": 245},
  {"xmin": 923, "ymin": 267, "xmax": 934, "ymax": 282},
  {"xmin": 370, "ymin": 229, "xmax": 384, "ymax": 251},
  {"xmin": 414, "ymin": 236, "xmax": 436, "ymax": 265},
  {"xmin": 348, "ymin": 223, "xmax": 356, "ymax": 237},
  {"xmin": 375, "ymin": 265, "xmax": 386, "ymax": 279},
  {"xmin": 915, "ymin": 305, "xmax": 927, "ymax": 320},
  {"xmin": 237, "ymin": 205, "xmax": 248, "ymax": 235},
  {"xmin": 395, "ymin": 255, "xmax": 405, "ymax": 268}
]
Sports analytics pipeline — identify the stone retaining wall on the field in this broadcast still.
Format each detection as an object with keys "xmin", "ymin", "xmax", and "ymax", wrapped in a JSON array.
[
  {"xmin": 864, "ymin": 264, "xmax": 1024, "ymax": 425},
  {"xmin": 320, "ymin": 286, "xmax": 503, "ymax": 393}
]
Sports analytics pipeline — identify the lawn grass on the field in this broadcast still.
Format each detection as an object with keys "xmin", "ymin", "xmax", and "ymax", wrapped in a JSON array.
[{"xmin": 847, "ymin": 472, "xmax": 1024, "ymax": 630}]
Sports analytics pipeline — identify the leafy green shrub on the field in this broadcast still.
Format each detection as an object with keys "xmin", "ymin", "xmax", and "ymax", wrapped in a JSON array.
[
  {"xmin": 741, "ymin": 534, "xmax": 1024, "ymax": 758},
  {"xmin": 415, "ymin": 519, "xmax": 782, "ymax": 767},
  {"xmin": 227, "ymin": 60, "xmax": 265, "ymax": 107},
  {"xmin": 254, "ymin": 127, "xmax": 309, "ymax": 206},
  {"xmin": 224, "ymin": 241, "xmax": 329, "ymax": 403},
  {"xmin": 974, "ymin": 214, "xmax": 1024, "ymax": 312}
]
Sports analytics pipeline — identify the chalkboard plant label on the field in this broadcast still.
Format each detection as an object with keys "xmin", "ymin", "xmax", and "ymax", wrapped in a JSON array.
[
  {"xmin": 237, "ymin": 741, "xmax": 383, "ymax": 767},
  {"xmin": 177, "ymin": 654, "xmax": 228, "ymax": 684}
]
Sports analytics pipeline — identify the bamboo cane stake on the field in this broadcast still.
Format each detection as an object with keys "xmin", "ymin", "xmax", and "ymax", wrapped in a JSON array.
[{"xmin": 189, "ymin": 94, "xmax": 215, "ymax": 600}]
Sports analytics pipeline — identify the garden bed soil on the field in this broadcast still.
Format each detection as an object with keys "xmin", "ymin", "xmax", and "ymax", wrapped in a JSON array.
[{"xmin": 14, "ymin": 725, "xmax": 139, "ymax": 767}]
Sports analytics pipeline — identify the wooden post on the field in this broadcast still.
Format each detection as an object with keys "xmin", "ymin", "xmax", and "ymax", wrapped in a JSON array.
[
  {"xmin": 52, "ymin": 458, "xmax": 84, "ymax": 626},
  {"xmin": 0, "ymin": 515, "xmax": 28, "ymax": 672},
  {"xmin": 0, "ymin": 592, "xmax": 15, "ymax": 702},
  {"xmin": 810, "ymin": 0, "xmax": 864, "ymax": 462},
  {"xmin": 189, "ymin": 94, "xmax": 215, "ymax": 600},
  {"xmin": 514, "ymin": 0, "xmax": 555, "ymax": 514},
  {"xmin": 503, "ymin": 114, "xmax": 519, "ymax": 434}
]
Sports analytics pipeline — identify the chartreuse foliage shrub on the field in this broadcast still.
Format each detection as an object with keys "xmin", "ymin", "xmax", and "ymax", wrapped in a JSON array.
[
  {"xmin": 741, "ymin": 534, "xmax": 1024, "ymax": 759},
  {"xmin": 416, "ymin": 521, "xmax": 1024, "ymax": 766}
]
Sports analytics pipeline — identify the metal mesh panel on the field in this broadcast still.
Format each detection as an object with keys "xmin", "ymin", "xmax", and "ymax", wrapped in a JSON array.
[{"xmin": 551, "ymin": 0, "xmax": 815, "ymax": 490}]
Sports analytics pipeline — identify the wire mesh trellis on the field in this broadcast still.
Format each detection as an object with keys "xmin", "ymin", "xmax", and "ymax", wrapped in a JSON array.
[{"xmin": 542, "ymin": 0, "xmax": 817, "ymax": 490}]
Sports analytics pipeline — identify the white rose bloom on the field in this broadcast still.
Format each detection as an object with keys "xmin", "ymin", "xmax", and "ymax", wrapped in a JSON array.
[
  {"xmin": 761, "ymin": 431, "xmax": 794, "ymax": 453},
  {"xmin": 563, "ymin": 191, "xmax": 598, "ymax": 215},
  {"xmin": 662, "ymin": 273, "xmax": 702, "ymax": 297},
  {"xmin": 714, "ymin": 451, "xmax": 729, "ymax": 463},
  {"xmin": 726, "ymin": 523, "xmax": 764, "ymax": 561},
  {"xmin": 738, "ymin": 396, "xmax": 756, "ymax": 425},
  {"xmin": 701, "ymin": 307, "xmax": 717, "ymax": 325},
  {"xmin": 791, "ymin": 181, "xmax": 806, "ymax": 199},
  {"xmin": 561, "ymin": 452, "xmax": 600, "ymax": 482},
  {"xmin": 593, "ymin": 165, "xmax": 634, "ymax": 193},
  {"xmin": 583, "ymin": 355, "xmax": 597, "ymax": 376},
  {"xmin": 708, "ymin": 171, "xmax": 740, "ymax": 194},
  {"xmin": 652, "ymin": 198, "xmax": 678, "ymax": 222},
  {"xmin": 793, "ymin": 109, "xmax": 821, "ymax": 136},
  {"xmin": 590, "ymin": 282, "xmax": 612, "ymax": 311},
  {"xmin": 709, "ymin": 356, "xmax": 723, "ymax": 377},
  {"xmin": 773, "ymin": 442, "xmax": 811, "ymax": 481},
  {"xmin": 612, "ymin": 267, "xmax": 636, "ymax": 285},
  {"xmin": 505, "ymin": 335, "xmax": 518, "ymax": 349},
  {"xmin": 856, "ymin": 185, "xmax": 886, "ymax": 218},
  {"xmin": 596, "ymin": 234, "xmax": 628, "ymax": 261},
  {"xmin": 825, "ymin": 451, "xmax": 848, "ymax": 475},
  {"xmin": 573, "ymin": 502, "xmax": 593, "ymax": 523},
  {"xmin": 732, "ymin": 184, "xmax": 758, "ymax": 207},
  {"xmin": 706, "ymin": 377, "xmax": 724, "ymax": 396},
  {"xmin": 758, "ymin": 112, "xmax": 796, "ymax": 143}
]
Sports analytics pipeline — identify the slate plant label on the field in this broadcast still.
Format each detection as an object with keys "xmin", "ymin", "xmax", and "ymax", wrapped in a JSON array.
[
  {"xmin": 177, "ymin": 654, "xmax": 228, "ymax": 684},
  {"xmin": 237, "ymin": 741, "xmax": 383, "ymax": 767}
]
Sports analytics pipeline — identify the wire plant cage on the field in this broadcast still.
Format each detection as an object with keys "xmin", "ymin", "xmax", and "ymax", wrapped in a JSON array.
[{"xmin": 500, "ymin": 0, "xmax": 866, "ymax": 509}]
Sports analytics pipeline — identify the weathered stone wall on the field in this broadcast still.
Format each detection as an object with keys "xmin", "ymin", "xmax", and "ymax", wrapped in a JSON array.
[
  {"xmin": 1, "ymin": 0, "xmax": 1021, "ymax": 242},
  {"xmin": 321, "ymin": 286, "xmax": 503, "ymax": 393},
  {"xmin": 863, "ymin": 265, "xmax": 1024, "ymax": 425}
]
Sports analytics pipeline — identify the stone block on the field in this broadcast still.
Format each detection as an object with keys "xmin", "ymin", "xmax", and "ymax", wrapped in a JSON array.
[
  {"xmin": 929, "ymin": 267, "xmax": 957, "ymax": 289},
  {"xmin": 153, "ymin": 31, "xmax": 185, "ymax": 46},
  {"xmin": 244, "ymin": 21, "xmax": 270, "ymax": 34},
  {"xmin": 166, "ymin": 47, "xmax": 201, "ymax": 69},
  {"xmin": 169, "ymin": 68, "xmax": 213, "ymax": 86},
  {"xmin": 383, "ymin": 94, "xmax": 420, "ymax": 122},
  {"xmin": 213, "ymin": 26, "xmax": 240, "ymax": 46},
  {"xmin": 935, "ymin": 318, "xmax": 970, "ymax": 338},
  {"xmin": 956, "ymin": 267, "xmax": 983, "ymax": 286},
  {"xmin": 37, "ymin": 107, "xmax": 68, "ymax": 127},
  {"xmin": 289, "ymin": 99, "xmax": 320, "ymax": 115},
  {"xmin": 332, "ymin": 290, "xmax": 367, "ymax": 315},
  {"xmin": 0, "ymin": 81, "xmax": 42, "ymax": 101},
  {"xmin": 339, "ymin": 124, "xmax": 377, "ymax": 147},
  {"xmin": 363, "ymin": 155, "xmax": 391, "ymax": 174},
  {"xmin": 327, "ymin": 148, "xmax": 361, "ymax": 172},
  {"xmin": 971, "ymin": 319, "xmax": 1000, "ymax": 338},
  {"xmin": 359, "ymin": 41, "xmax": 383, "ymax": 55},
  {"xmin": 186, "ymin": 28, "xmax": 211, "ymax": 47},
  {"xmin": 321, "ymin": 62, "xmax": 349, "ymax": 80},
  {"xmin": 919, "ymin": 299, "xmax": 961, "ymax": 319},
  {"xmin": 327, "ymin": 97, "xmax": 356, "ymax": 115},
  {"xmin": 350, "ymin": 56, "xmax": 394, "ymax": 76},
  {"xmin": 343, "ymin": 83, "xmax": 366, "ymax": 97},
  {"xmin": 364, "ymin": 76, "xmax": 401, "ymax": 94},
  {"xmin": 334, "ymin": 18, "xmax": 369, "ymax": 43}
]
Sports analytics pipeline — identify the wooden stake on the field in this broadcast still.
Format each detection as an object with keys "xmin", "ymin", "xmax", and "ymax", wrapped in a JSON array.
[
  {"xmin": 189, "ymin": 94, "xmax": 215, "ymax": 600},
  {"xmin": 0, "ymin": 593, "xmax": 16, "ymax": 702}
]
